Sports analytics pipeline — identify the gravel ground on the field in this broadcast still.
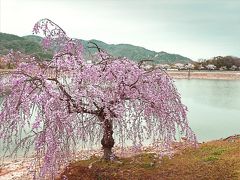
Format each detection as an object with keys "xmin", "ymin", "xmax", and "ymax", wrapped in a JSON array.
[{"xmin": 0, "ymin": 140, "xmax": 194, "ymax": 180}]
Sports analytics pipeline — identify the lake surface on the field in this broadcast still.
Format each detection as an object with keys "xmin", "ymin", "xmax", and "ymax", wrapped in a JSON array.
[
  {"xmin": 175, "ymin": 79, "xmax": 240, "ymax": 142},
  {"xmin": 0, "ymin": 79, "xmax": 239, "ymax": 146}
]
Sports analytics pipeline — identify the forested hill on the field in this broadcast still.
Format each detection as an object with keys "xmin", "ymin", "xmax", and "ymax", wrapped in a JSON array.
[
  {"xmin": 0, "ymin": 33, "xmax": 52, "ymax": 59},
  {"xmin": 80, "ymin": 39, "xmax": 193, "ymax": 64},
  {"xmin": 0, "ymin": 33, "xmax": 192, "ymax": 64}
]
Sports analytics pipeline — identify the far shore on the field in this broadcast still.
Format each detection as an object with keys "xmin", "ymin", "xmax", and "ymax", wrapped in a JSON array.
[
  {"xmin": 167, "ymin": 70, "xmax": 240, "ymax": 80},
  {"xmin": 1, "ymin": 69, "xmax": 240, "ymax": 80}
]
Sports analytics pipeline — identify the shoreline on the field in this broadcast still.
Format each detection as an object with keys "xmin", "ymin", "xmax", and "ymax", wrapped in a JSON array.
[
  {"xmin": 1, "ymin": 69, "xmax": 240, "ymax": 80},
  {"xmin": 167, "ymin": 70, "xmax": 240, "ymax": 80}
]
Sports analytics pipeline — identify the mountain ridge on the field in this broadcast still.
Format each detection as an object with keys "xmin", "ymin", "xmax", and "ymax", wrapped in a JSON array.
[
  {"xmin": 80, "ymin": 39, "xmax": 192, "ymax": 64},
  {"xmin": 1, "ymin": 33, "xmax": 192, "ymax": 64}
]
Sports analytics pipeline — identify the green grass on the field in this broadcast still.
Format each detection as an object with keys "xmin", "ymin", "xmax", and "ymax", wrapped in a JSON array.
[{"xmin": 59, "ymin": 137, "xmax": 240, "ymax": 180}]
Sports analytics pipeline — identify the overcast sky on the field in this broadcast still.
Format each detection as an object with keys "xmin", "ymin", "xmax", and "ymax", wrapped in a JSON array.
[{"xmin": 0, "ymin": 0, "xmax": 240, "ymax": 60}]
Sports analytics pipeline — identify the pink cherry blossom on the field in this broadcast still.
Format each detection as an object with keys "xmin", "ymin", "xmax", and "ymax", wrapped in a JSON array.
[{"xmin": 0, "ymin": 18, "xmax": 196, "ymax": 178}]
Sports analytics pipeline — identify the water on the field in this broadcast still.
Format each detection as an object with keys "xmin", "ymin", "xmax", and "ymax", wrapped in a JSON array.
[
  {"xmin": 1, "ymin": 79, "xmax": 239, "ymax": 147},
  {"xmin": 175, "ymin": 79, "xmax": 240, "ymax": 142}
]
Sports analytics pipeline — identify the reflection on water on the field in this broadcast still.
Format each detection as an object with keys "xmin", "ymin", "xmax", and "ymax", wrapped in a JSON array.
[{"xmin": 175, "ymin": 79, "xmax": 240, "ymax": 142}]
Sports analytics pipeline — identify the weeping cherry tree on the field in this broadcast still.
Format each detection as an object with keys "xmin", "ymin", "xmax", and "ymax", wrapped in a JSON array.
[{"xmin": 0, "ymin": 19, "xmax": 196, "ymax": 177}]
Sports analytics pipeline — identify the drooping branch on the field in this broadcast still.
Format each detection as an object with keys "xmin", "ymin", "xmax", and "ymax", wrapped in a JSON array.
[{"xmin": 0, "ymin": 18, "xmax": 197, "ymax": 179}]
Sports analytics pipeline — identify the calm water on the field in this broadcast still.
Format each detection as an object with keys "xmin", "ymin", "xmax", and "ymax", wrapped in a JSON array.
[
  {"xmin": 175, "ymin": 79, "xmax": 240, "ymax": 142},
  {"xmin": 0, "ymin": 79, "xmax": 239, "ymax": 145}
]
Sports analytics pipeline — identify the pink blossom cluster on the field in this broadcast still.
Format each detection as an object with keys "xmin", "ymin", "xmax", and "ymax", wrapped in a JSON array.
[{"xmin": 0, "ymin": 19, "xmax": 196, "ymax": 178}]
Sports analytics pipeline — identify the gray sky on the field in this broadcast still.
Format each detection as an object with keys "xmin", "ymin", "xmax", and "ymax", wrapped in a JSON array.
[{"xmin": 0, "ymin": 0, "xmax": 240, "ymax": 60}]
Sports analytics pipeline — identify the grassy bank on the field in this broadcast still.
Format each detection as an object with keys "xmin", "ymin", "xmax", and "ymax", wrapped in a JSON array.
[{"xmin": 59, "ymin": 136, "xmax": 240, "ymax": 180}]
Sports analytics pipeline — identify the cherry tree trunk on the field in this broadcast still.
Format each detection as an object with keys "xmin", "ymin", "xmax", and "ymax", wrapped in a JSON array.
[{"xmin": 100, "ymin": 118, "xmax": 114, "ymax": 161}]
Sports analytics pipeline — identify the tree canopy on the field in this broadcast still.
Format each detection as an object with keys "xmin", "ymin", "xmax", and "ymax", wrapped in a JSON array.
[{"xmin": 0, "ymin": 19, "xmax": 196, "ymax": 178}]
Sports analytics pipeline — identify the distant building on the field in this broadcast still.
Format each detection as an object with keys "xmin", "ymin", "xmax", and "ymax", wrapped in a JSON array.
[
  {"xmin": 185, "ymin": 63, "xmax": 195, "ymax": 69},
  {"xmin": 230, "ymin": 65, "xmax": 237, "ymax": 71},
  {"xmin": 174, "ymin": 63, "xmax": 184, "ymax": 70},
  {"xmin": 198, "ymin": 64, "xmax": 205, "ymax": 70},
  {"xmin": 219, "ymin": 66, "xmax": 227, "ymax": 71},
  {"xmin": 160, "ymin": 64, "xmax": 170, "ymax": 70},
  {"xmin": 206, "ymin": 64, "xmax": 216, "ymax": 70}
]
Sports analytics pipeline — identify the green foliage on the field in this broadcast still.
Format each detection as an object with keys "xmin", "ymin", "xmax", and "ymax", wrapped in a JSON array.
[
  {"xmin": 204, "ymin": 156, "xmax": 219, "ymax": 162},
  {"xmin": 82, "ymin": 39, "xmax": 192, "ymax": 64},
  {"xmin": 23, "ymin": 35, "xmax": 43, "ymax": 43},
  {"xmin": 212, "ymin": 148, "xmax": 226, "ymax": 156},
  {"xmin": 0, "ymin": 33, "xmax": 22, "ymax": 41},
  {"xmin": 1, "ymin": 32, "xmax": 192, "ymax": 64},
  {"xmin": 0, "ymin": 33, "xmax": 52, "ymax": 60},
  {"xmin": 59, "ymin": 138, "xmax": 240, "ymax": 180},
  {"xmin": 198, "ymin": 56, "xmax": 240, "ymax": 70}
]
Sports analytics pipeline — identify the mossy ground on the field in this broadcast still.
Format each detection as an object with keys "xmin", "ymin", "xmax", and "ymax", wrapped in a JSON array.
[{"xmin": 59, "ymin": 137, "xmax": 240, "ymax": 180}]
